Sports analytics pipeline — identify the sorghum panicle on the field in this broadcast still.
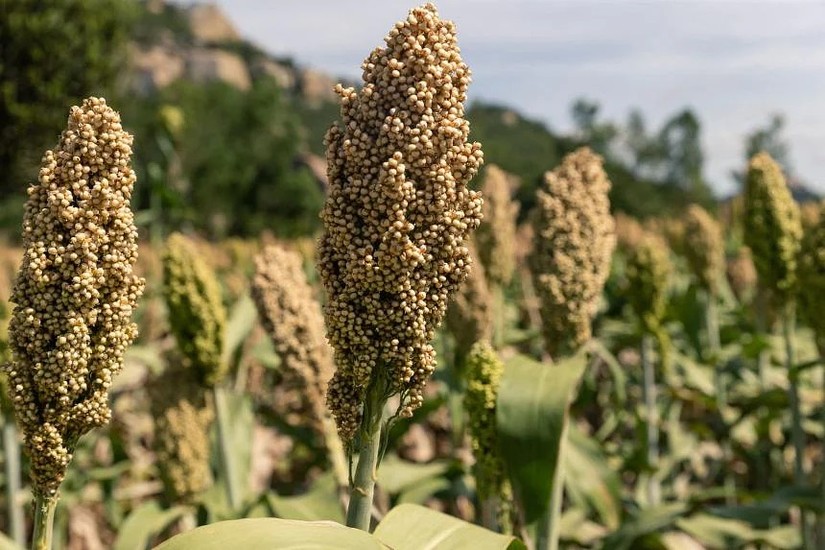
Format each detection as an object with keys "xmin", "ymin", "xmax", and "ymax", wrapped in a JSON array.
[
  {"xmin": 464, "ymin": 342, "xmax": 511, "ymax": 507},
  {"xmin": 446, "ymin": 243, "xmax": 493, "ymax": 360},
  {"xmin": 476, "ymin": 165, "xmax": 519, "ymax": 287},
  {"xmin": 318, "ymin": 3, "xmax": 484, "ymax": 440},
  {"xmin": 797, "ymin": 200, "xmax": 825, "ymax": 349},
  {"xmin": 6, "ymin": 97, "xmax": 144, "ymax": 497},
  {"xmin": 727, "ymin": 246, "xmax": 757, "ymax": 304},
  {"xmin": 529, "ymin": 147, "xmax": 616, "ymax": 357},
  {"xmin": 150, "ymin": 366, "xmax": 214, "ymax": 503},
  {"xmin": 162, "ymin": 232, "xmax": 227, "ymax": 387},
  {"xmin": 683, "ymin": 204, "xmax": 724, "ymax": 295},
  {"xmin": 626, "ymin": 233, "xmax": 671, "ymax": 332},
  {"xmin": 251, "ymin": 244, "xmax": 334, "ymax": 432},
  {"xmin": 743, "ymin": 152, "xmax": 802, "ymax": 306}
]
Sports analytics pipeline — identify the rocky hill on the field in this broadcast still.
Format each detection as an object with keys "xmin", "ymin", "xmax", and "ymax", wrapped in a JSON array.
[{"xmin": 130, "ymin": 0, "xmax": 339, "ymax": 106}]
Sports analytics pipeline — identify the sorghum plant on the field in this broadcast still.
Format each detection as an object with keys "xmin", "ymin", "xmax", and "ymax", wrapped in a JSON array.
[
  {"xmin": 464, "ymin": 341, "xmax": 512, "ymax": 533},
  {"xmin": 5, "ymin": 97, "xmax": 144, "ymax": 549},
  {"xmin": 727, "ymin": 246, "xmax": 757, "ymax": 305},
  {"xmin": 742, "ymin": 152, "xmax": 811, "ymax": 546},
  {"xmin": 251, "ymin": 244, "xmax": 347, "ymax": 488},
  {"xmin": 529, "ymin": 147, "xmax": 616, "ymax": 359},
  {"xmin": 625, "ymin": 232, "xmax": 671, "ymax": 506},
  {"xmin": 317, "ymin": 3, "xmax": 483, "ymax": 530},
  {"xmin": 445, "ymin": 243, "xmax": 493, "ymax": 364}
]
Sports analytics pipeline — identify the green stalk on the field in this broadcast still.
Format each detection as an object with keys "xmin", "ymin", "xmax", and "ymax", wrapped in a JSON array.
[
  {"xmin": 346, "ymin": 378, "xmax": 388, "ymax": 531},
  {"xmin": 706, "ymin": 293, "xmax": 735, "ymax": 504},
  {"xmin": 213, "ymin": 385, "xmax": 241, "ymax": 511},
  {"xmin": 783, "ymin": 305, "xmax": 813, "ymax": 549},
  {"xmin": 31, "ymin": 494, "xmax": 57, "ymax": 550},
  {"xmin": 320, "ymin": 412, "xmax": 350, "ymax": 492},
  {"xmin": 641, "ymin": 333, "xmax": 660, "ymax": 506},
  {"xmin": 3, "ymin": 420, "xmax": 24, "ymax": 547},
  {"xmin": 535, "ymin": 422, "xmax": 569, "ymax": 550}
]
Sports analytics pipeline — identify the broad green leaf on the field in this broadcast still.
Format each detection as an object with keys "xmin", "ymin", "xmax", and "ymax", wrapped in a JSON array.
[
  {"xmin": 376, "ymin": 456, "xmax": 450, "ymax": 494},
  {"xmin": 496, "ymin": 353, "xmax": 587, "ymax": 525},
  {"xmin": 676, "ymin": 514, "xmax": 801, "ymax": 549},
  {"xmin": 212, "ymin": 389, "xmax": 254, "ymax": 513},
  {"xmin": 602, "ymin": 503, "xmax": 688, "ymax": 550},
  {"xmin": 584, "ymin": 339, "xmax": 627, "ymax": 403},
  {"xmin": 373, "ymin": 503, "xmax": 525, "ymax": 550},
  {"xmin": 564, "ymin": 424, "xmax": 622, "ymax": 529},
  {"xmin": 113, "ymin": 501, "xmax": 190, "ymax": 550},
  {"xmin": 153, "ymin": 518, "xmax": 386, "ymax": 549},
  {"xmin": 396, "ymin": 476, "xmax": 451, "ymax": 505},
  {"xmin": 221, "ymin": 293, "xmax": 257, "ymax": 367},
  {"xmin": 267, "ymin": 474, "xmax": 345, "ymax": 523},
  {"xmin": 558, "ymin": 509, "xmax": 608, "ymax": 546}
]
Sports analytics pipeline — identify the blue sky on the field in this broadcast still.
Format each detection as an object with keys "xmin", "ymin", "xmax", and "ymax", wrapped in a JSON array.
[{"xmin": 205, "ymin": 0, "xmax": 825, "ymax": 195}]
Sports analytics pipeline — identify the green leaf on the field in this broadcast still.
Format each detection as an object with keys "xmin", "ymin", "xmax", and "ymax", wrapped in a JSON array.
[
  {"xmin": 153, "ymin": 518, "xmax": 387, "ymax": 550},
  {"xmin": 676, "ymin": 513, "xmax": 801, "ymax": 549},
  {"xmin": 602, "ymin": 503, "xmax": 688, "ymax": 550},
  {"xmin": 496, "ymin": 353, "xmax": 587, "ymax": 525},
  {"xmin": 221, "ymin": 293, "xmax": 257, "ymax": 367},
  {"xmin": 584, "ymin": 339, "xmax": 627, "ymax": 403},
  {"xmin": 113, "ymin": 501, "xmax": 190, "ymax": 550},
  {"xmin": 267, "ymin": 474, "xmax": 345, "ymax": 523},
  {"xmin": 0, "ymin": 531, "xmax": 23, "ymax": 550},
  {"xmin": 373, "ymin": 503, "xmax": 525, "ymax": 550},
  {"xmin": 564, "ymin": 424, "xmax": 622, "ymax": 529},
  {"xmin": 376, "ymin": 456, "xmax": 450, "ymax": 494},
  {"xmin": 212, "ymin": 390, "xmax": 254, "ymax": 513}
]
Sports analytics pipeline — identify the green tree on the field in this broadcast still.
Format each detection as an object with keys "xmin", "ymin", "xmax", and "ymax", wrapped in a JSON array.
[
  {"xmin": 570, "ymin": 98, "xmax": 618, "ymax": 158},
  {"xmin": 0, "ymin": 0, "xmax": 132, "ymax": 217}
]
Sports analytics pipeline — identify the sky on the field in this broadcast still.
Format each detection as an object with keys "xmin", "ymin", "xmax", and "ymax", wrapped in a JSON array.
[{"xmin": 202, "ymin": 0, "xmax": 825, "ymax": 196}]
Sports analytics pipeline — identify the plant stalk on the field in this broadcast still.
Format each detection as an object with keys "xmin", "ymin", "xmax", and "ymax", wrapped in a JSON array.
[
  {"xmin": 319, "ymin": 411, "xmax": 350, "ymax": 492},
  {"xmin": 345, "ymin": 378, "xmax": 387, "ymax": 531},
  {"xmin": 783, "ymin": 305, "xmax": 813, "ymax": 549},
  {"xmin": 535, "ymin": 422, "xmax": 569, "ymax": 550},
  {"xmin": 706, "ymin": 293, "xmax": 735, "ymax": 504},
  {"xmin": 3, "ymin": 419, "xmax": 24, "ymax": 547},
  {"xmin": 31, "ymin": 494, "xmax": 58, "ymax": 550},
  {"xmin": 641, "ymin": 333, "xmax": 660, "ymax": 506},
  {"xmin": 213, "ymin": 385, "xmax": 242, "ymax": 511},
  {"xmin": 492, "ymin": 284, "xmax": 505, "ymax": 350}
]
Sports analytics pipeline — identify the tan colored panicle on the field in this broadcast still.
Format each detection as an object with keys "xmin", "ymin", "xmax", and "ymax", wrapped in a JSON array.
[
  {"xmin": 476, "ymin": 165, "xmax": 519, "ymax": 287},
  {"xmin": 529, "ymin": 147, "xmax": 616, "ymax": 357},
  {"xmin": 150, "ymin": 366, "xmax": 214, "ymax": 503},
  {"xmin": 797, "ymin": 200, "xmax": 825, "ymax": 350},
  {"xmin": 614, "ymin": 213, "xmax": 645, "ymax": 252},
  {"xmin": 626, "ymin": 233, "xmax": 671, "ymax": 332},
  {"xmin": 682, "ymin": 204, "xmax": 724, "ymax": 295},
  {"xmin": 446, "ymin": 242, "xmax": 493, "ymax": 360},
  {"xmin": 251, "ymin": 244, "xmax": 333, "ymax": 432},
  {"xmin": 162, "ymin": 232, "xmax": 227, "ymax": 387},
  {"xmin": 6, "ymin": 97, "xmax": 144, "ymax": 497},
  {"xmin": 743, "ymin": 152, "xmax": 802, "ymax": 306},
  {"xmin": 727, "ymin": 246, "xmax": 757, "ymax": 304},
  {"xmin": 318, "ymin": 3, "xmax": 484, "ymax": 440}
]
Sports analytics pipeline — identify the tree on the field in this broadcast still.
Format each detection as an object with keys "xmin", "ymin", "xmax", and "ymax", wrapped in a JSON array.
[
  {"xmin": 745, "ymin": 114, "xmax": 791, "ymax": 174},
  {"xmin": 570, "ymin": 98, "xmax": 618, "ymax": 158},
  {"xmin": 0, "ymin": 0, "xmax": 133, "ymax": 208},
  {"xmin": 657, "ymin": 109, "xmax": 705, "ymax": 194}
]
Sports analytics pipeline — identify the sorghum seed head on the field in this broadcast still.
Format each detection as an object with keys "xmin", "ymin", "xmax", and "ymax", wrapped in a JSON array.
[
  {"xmin": 625, "ymin": 233, "xmax": 671, "ymax": 332},
  {"xmin": 6, "ymin": 97, "xmax": 144, "ymax": 497},
  {"xmin": 162, "ymin": 232, "xmax": 227, "ymax": 387},
  {"xmin": 318, "ymin": 3, "xmax": 484, "ymax": 440},
  {"xmin": 743, "ymin": 152, "xmax": 802, "ymax": 307},
  {"xmin": 476, "ymin": 165, "xmax": 519, "ymax": 287},
  {"xmin": 682, "ymin": 204, "xmax": 724, "ymax": 295},
  {"xmin": 797, "ymin": 200, "xmax": 825, "ymax": 349},
  {"xmin": 149, "ymin": 365, "xmax": 214, "ymax": 503},
  {"xmin": 464, "ymin": 342, "xmax": 511, "ymax": 506},
  {"xmin": 727, "ymin": 246, "xmax": 757, "ymax": 304},
  {"xmin": 446, "ymin": 242, "xmax": 493, "ymax": 360},
  {"xmin": 529, "ymin": 147, "xmax": 616, "ymax": 357},
  {"xmin": 251, "ymin": 244, "xmax": 334, "ymax": 433}
]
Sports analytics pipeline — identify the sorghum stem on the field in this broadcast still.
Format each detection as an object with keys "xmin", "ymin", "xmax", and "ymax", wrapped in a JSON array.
[
  {"xmin": 3, "ymin": 419, "xmax": 24, "ymax": 546},
  {"xmin": 783, "ymin": 305, "xmax": 813, "ymax": 549},
  {"xmin": 320, "ymin": 412, "xmax": 350, "ymax": 492},
  {"xmin": 706, "ymin": 294, "xmax": 735, "ymax": 504},
  {"xmin": 641, "ymin": 333, "xmax": 660, "ymax": 506},
  {"xmin": 213, "ymin": 385, "xmax": 241, "ymax": 511},
  {"xmin": 31, "ymin": 494, "xmax": 57, "ymax": 550},
  {"xmin": 346, "ymin": 379, "xmax": 387, "ymax": 531},
  {"xmin": 535, "ymin": 422, "xmax": 569, "ymax": 550}
]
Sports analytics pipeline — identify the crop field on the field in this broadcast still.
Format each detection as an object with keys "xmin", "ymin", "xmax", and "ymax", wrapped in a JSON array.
[{"xmin": 1, "ymin": 2, "xmax": 824, "ymax": 550}]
